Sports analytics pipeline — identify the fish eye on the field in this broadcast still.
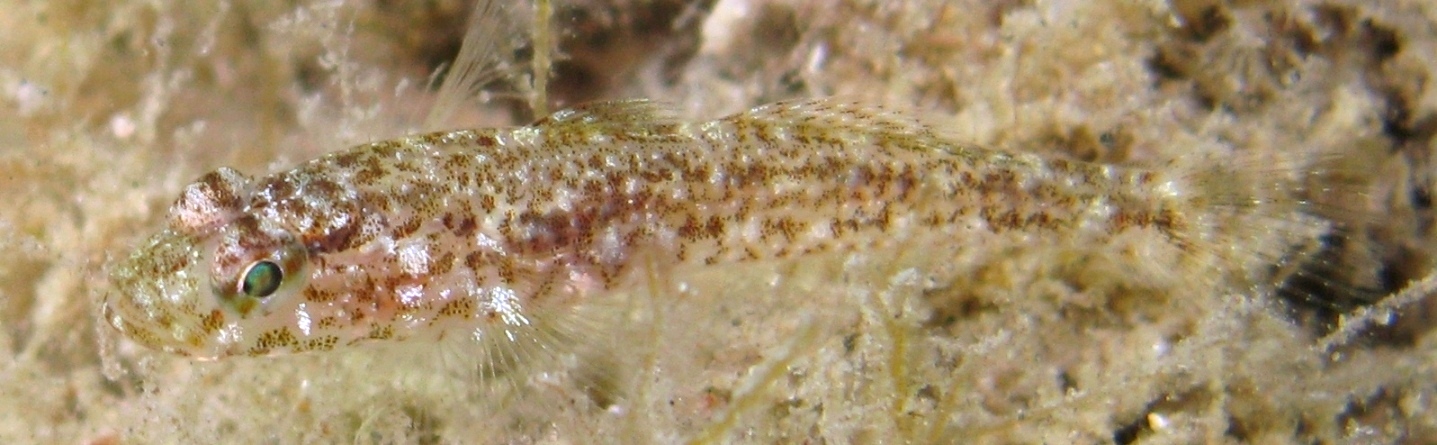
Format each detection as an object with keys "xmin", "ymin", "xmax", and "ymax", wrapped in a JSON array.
[{"xmin": 240, "ymin": 260, "xmax": 283, "ymax": 298}]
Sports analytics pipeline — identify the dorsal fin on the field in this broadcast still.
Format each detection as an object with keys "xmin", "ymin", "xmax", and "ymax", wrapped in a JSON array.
[
  {"xmin": 729, "ymin": 97, "xmax": 942, "ymax": 139},
  {"xmin": 531, "ymin": 99, "xmax": 683, "ymax": 129},
  {"xmin": 526, "ymin": 100, "xmax": 687, "ymax": 146},
  {"xmin": 423, "ymin": 0, "xmax": 528, "ymax": 131},
  {"xmin": 723, "ymin": 98, "xmax": 965, "ymax": 154}
]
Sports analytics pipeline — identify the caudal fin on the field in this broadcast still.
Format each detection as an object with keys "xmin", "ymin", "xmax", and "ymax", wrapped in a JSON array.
[{"xmin": 1174, "ymin": 141, "xmax": 1382, "ymax": 312}]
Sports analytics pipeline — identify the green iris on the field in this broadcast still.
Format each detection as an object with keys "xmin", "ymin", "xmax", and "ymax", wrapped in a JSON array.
[{"xmin": 240, "ymin": 261, "xmax": 283, "ymax": 298}]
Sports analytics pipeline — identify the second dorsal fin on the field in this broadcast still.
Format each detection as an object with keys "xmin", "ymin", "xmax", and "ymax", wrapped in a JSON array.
[
  {"xmin": 530, "ymin": 99, "xmax": 684, "ymax": 131},
  {"xmin": 733, "ymin": 98, "xmax": 942, "ymax": 141}
]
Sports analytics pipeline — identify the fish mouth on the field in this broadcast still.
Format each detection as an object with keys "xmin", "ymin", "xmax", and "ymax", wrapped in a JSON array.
[
  {"xmin": 102, "ymin": 231, "xmax": 229, "ymax": 359},
  {"xmin": 101, "ymin": 295, "xmax": 192, "ymax": 357},
  {"xmin": 102, "ymin": 286, "xmax": 236, "ymax": 360}
]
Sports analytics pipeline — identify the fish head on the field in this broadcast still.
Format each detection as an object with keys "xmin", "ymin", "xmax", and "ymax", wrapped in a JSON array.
[{"xmin": 104, "ymin": 167, "xmax": 313, "ymax": 359}]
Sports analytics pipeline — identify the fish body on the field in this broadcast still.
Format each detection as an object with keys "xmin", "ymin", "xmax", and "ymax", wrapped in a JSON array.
[{"xmin": 104, "ymin": 99, "xmax": 1258, "ymax": 359}]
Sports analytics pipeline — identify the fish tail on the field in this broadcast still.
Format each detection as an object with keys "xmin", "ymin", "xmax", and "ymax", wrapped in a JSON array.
[{"xmin": 1172, "ymin": 141, "xmax": 1378, "ymax": 306}]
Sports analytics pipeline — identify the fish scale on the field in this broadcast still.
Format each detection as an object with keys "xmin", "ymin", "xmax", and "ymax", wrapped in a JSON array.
[{"xmin": 104, "ymin": 98, "xmax": 1287, "ymax": 361}]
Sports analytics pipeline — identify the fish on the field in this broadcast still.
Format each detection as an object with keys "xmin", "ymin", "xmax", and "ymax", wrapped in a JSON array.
[
  {"xmin": 101, "ymin": 0, "xmax": 1337, "ymax": 364},
  {"xmin": 102, "ymin": 96, "xmax": 1322, "ymax": 361}
]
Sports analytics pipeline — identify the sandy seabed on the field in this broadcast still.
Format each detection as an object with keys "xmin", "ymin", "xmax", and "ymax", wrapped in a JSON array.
[{"xmin": 4, "ymin": 0, "xmax": 1437, "ymax": 443}]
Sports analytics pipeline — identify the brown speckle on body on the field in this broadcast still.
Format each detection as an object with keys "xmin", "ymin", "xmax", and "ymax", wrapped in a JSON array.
[{"xmin": 106, "ymin": 98, "xmax": 1236, "ymax": 361}]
